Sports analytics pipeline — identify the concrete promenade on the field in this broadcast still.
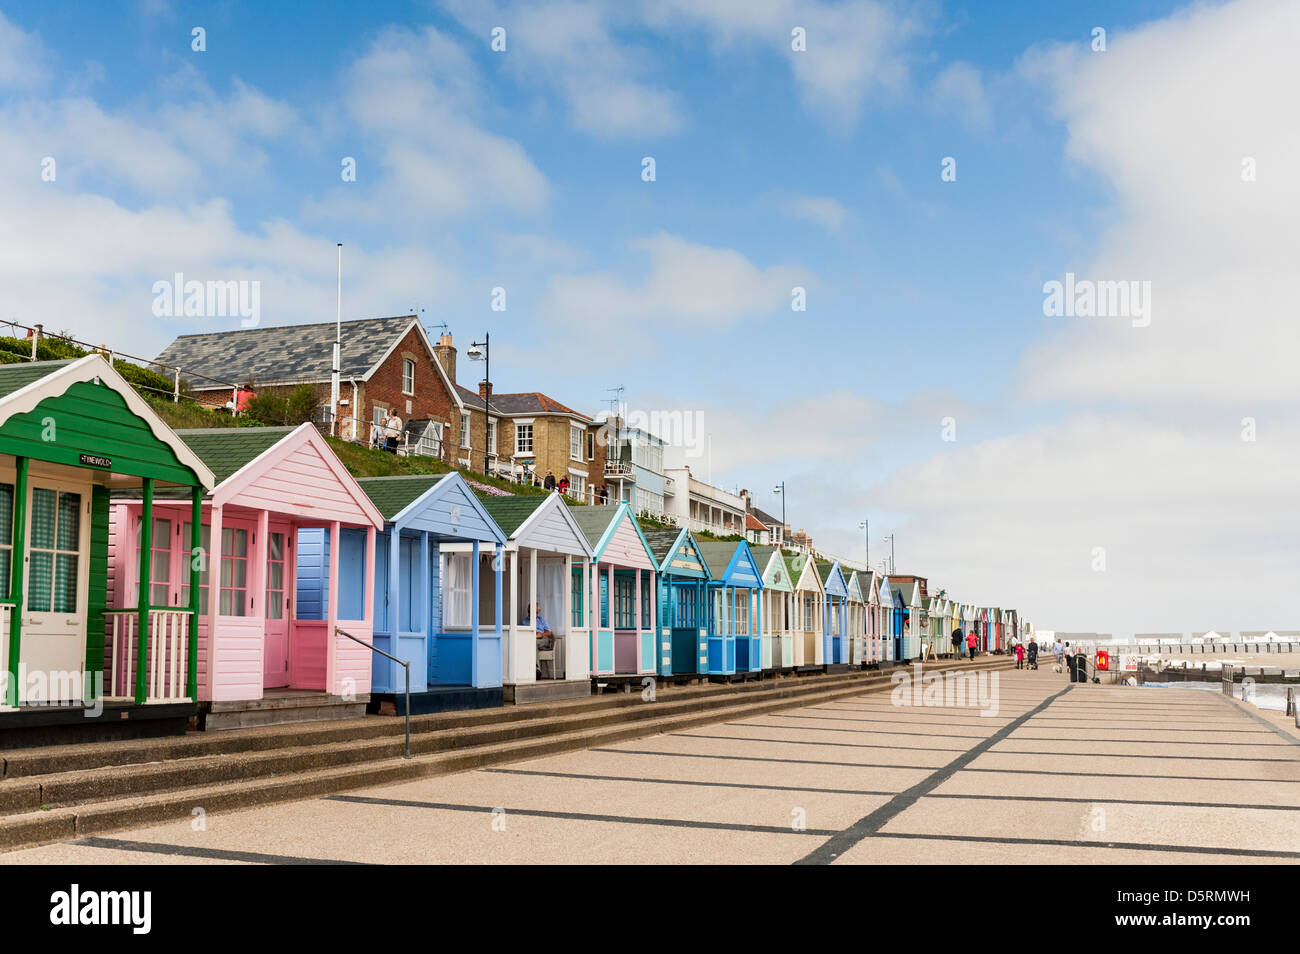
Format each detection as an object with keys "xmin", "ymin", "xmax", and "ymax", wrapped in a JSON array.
[{"xmin": 5, "ymin": 667, "xmax": 1298, "ymax": 864}]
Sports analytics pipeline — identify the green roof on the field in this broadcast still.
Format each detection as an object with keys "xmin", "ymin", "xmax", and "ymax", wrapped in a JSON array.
[
  {"xmin": 569, "ymin": 504, "xmax": 624, "ymax": 549},
  {"xmin": 0, "ymin": 359, "xmax": 76, "ymax": 401},
  {"xmin": 696, "ymin": 540, "xmax": 741, "ymax": 575},
  {"xmin": 476, "ymin": 493, "xmax": 548, "ymax": 537},
  {"xmin": 355, "ymin": 474, "xmax": 446, "ymax": 521},
  {"xmin": 174, "ymin": 426, "xmax": 295, "ymax": 483}
]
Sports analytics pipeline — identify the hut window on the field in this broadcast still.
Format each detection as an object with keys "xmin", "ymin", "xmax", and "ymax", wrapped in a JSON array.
[
  {"xmin": 570, "ymin": 566, "xmax": 584, "ymax": 630},
  {"xmin": 28, "ymin": 488, "xmax": 81, "ymax": 614},
  {"xmin": 134, "ymin": 516, "xmax": 173, "ymax": 607},
  {"xmin": 674, "ymin": 585, "xmax": 696, "ymax": 628},
  {"xmin": 181, "ymin": 521, "xmax": 211, "ymax": 615},
  {"xmin": 444, "ymin": 553, "xmax": 472, "ymax": 628},
  {"xmin": 0, "ymin": 483, "xmax": 11, "ymax": 594},
  {"xmin": 734, "ymin": 590, "xmax": 750, "ymax": 633},
  {"xmin": 613, "ymin": 575, "xmax": 634, "ymax": 629},
  {"xmin": 219, "ymin": 527, "xmax": 249, "ymax": 617},
  {"xmin": 640, "ymin": 574, "xmax": 650, "ymax": 629}
]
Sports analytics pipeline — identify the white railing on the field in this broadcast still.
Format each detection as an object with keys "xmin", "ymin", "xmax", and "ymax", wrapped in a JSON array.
[
  {"xmin": 605, "ymin": 460, "xmax": 634, "ymax": 478},
  {"xmin": 106, "ymin": 609, "xmax": 192, "ymax": 702}
]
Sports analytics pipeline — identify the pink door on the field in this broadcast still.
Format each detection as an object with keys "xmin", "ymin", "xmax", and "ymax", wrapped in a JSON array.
[{"xmin": 262, "ymin": 526, "xmax": 290, "ymax": 688}]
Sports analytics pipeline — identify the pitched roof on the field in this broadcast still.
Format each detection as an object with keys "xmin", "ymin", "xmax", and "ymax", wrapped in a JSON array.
[
  {"xmin": 569, "ymin": 504, "xmax": 625, "ymax": 549},
  {"xmin": 154, "ymin": 315, "xmax": 424, "ymax": 388},
  {"xmin": 174, "ymin": 426, "xmax": 295, "ymax": 483},
  {"xmin": 0, "ymin": 358, "xmax": 77, "ymax": 399},
  {"xmin": 641, "ymin": 527, "xmax": 685, "ymax": 564},
  {"xmin": 476, "ymin": 493, "xmax": 549, "ymax": 537},
  {"xmin": 696, "ymin": 540, "xmax": 743, "ymax": 575},
  {"xmin": 749, "ymin": 507, "xmax": 780, "ymax": 527},
  {"xmin": 744, "ymin": 512, "xmax": 765, "ymax": 532},
  {"xmin": 356, "ymin": 474, "xmax": 446, "ymax": 521},
  {"xmin": 457, "ymin": 388, "xmax": 591, "ymax": 420}
]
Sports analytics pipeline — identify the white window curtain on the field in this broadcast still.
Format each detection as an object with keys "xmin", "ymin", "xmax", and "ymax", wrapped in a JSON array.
[
  {"xmin": 444, "ymin": 553, "xmax": 472, "ymax": 628},
  {"xmin": 535, "ymin": 560, "xmax": 568, "ymax": 635}
]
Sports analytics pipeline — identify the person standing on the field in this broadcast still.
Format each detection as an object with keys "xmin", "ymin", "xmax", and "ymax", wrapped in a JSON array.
[
  {"xmin": 384, "ymin": 411, "xmax": 402, "ymax": 454},
  {"xmin": 1027, "ymin": 638, "xmax": 1039, "ymax": 670},
  {"xmin": 951, "ymin": 627, "xmax": 963, "ymax": 659},
  {"xmin": 1015, "ymin": 642, "xmax": 1025, "ymax": 669},
  {"xmin": 1053, "ymin": 637, "xmax": 1065, "ymax": 672},
  {"xmin": 543, "ymin": 470, "xmax": 557, "ymax": 491},
  {"xmin": 966, "ymin": 630, "xmax": 977, "ymax": 660}
]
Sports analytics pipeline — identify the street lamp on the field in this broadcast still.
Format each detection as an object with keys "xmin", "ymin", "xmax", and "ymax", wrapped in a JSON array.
[
  {"xmin": 772, "ymin": 481, "xmax": 785, "ymax": 547},
  {"xmin": 467, "ymin": 334, "xmax": 490, "ymax": 476},
  {"xmin": 881, "ymin": 533, "xmax": 895, "ymax": 575},
  {"xmin": 858, "ymin": 520, "xmax": 868, "ymax": 568}
]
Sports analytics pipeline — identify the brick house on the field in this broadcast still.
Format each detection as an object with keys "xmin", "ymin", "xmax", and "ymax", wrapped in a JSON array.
[
  {"xmin": 433, "ymin": 334, "xmax": 608, "ymax": 501},
  {"xmin": 155, "ymin": 315, "xmax": 465, "ymax": 456}
]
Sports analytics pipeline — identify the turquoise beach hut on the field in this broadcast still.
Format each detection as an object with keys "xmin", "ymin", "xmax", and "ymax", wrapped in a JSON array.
[
  {"xmin": 697, "ymin": 540, "xmax": 765, "ymax": 675},
  {"xmin": 642, "ymin": 527, "xmax": 711, "ymax": 677}
]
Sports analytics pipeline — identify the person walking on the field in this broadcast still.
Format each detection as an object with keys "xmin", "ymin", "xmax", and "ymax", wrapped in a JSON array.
[
  {"xmin": 1027, "ymin": 638, "xmax": 1039, "ymax": 670},
  {"xmin": 951, "ymin": 627, "xmax": 963, "ymax": 659},
  {"xmin": 1014, "ymin": 642, "xmax": 1025, "ymax": 669},
  {"xmin": 1053, "ymin": 637, "xmax": 1065, "ymax": 672},
  {"xmin": 966, "ymin": 630, "xmax": 977, "ymax": 660}
]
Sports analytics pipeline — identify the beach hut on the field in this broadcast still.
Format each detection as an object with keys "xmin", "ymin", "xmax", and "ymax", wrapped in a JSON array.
[
  {"xmin": 477, "ymin": 492, "xmax": 593, "ymax": 703},
  {"xmin": 880, "ymin": 577, "xmax": 907, "ymax": 661},
  {"xmin": 348, "ymin": 473, "xmax": 505, "ymax": 712},
  {"xmin": 816, "ymin": 561, "xmax": 850, "ymax": 665},
  {"xmin": 698, "ymin": 540, "xmax": 764, "ymax": 675},
  {"xmin": 846, "ymin": 570, "xmax": 867, "ymax": 665},
  {"xmin": 789, "ymin": 554, "xmax": 826, "ymax": 667},
  {"xmin": 751, "ymin": 545, "xmax": 794, "ymax": 670},
  {"xmin": 864, "ymin": 569, "xmax": 883, "ymax": 664},
  {"xmin": 570, "ymin": 504, "xmax": 658, "ymax": 679},
  {"xmin": 0, "ymin": 356, "xmax": 214, "ymax": 740},
  {"xmin": 110, "ymin": 424, "xmax": 383, "ymax": 727},
  {"xmin": 641, "ymin": 527, "xmax": 710, "ymax": 677}
]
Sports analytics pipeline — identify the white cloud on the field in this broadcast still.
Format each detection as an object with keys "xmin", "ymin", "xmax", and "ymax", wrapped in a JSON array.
[
  {"xmin": 441, "ymin": 0, "xmax": 683, "ymax": 138},
  {"xmin": 780, "ymin": 195, "xmax": 849, "ymax": 231},
  {"xmin": 1017, "ymin": 0, "xmax": 1300, "ymax": 406},
  {"xmin": 0, "ymin": 12, "xmax": 45, "ymax": 89},
  {"xmin": 540, "ymin": 232, "xmax": 808, "ymax": 345},
  {"xmin": 930, "ymin": 61, "xmax": 990, "ymax": 130},
  {"xmin": 641, "ymin": 0, "xmax": 930, "ymax": 127}
]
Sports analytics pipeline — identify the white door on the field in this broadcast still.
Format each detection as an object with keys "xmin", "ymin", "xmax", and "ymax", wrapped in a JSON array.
[{"xmin": 20, "ymin": 478, "xmax": 91, "ymax": 703}]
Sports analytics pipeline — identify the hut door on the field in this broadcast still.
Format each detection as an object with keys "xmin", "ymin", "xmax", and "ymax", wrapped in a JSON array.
[
  {"xmin": 263, "ymin": 526, "xmax": 290, "ymax": 688},
  {"xmin": 21, "ymin": 479, "xmax": 91, "ymax": 702}
]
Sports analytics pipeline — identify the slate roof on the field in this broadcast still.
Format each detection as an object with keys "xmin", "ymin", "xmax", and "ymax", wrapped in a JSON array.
[
  {"xmin": 154, "ymin": 315, "xmax": 424, "ymax": 389},
  {"xmin": 641, "ymin": 528, "xmax": 685, "ymax": 565},
  {"xmin": 476, "ymin": 494, "xmax": 548, "ymax": 537},
  {"xmin": 0, "ymin": 359, "xmax": 75, "ymax": 400},
  {"xmin": 749, "ymin": 507, "xmax": 780, "ymax": 527},
  {"xmin": 356, "ymin": 474, "xmax": 446, "ymax": 521},
  {"xmin": 455, "ymin": 387, "xmax": 591, "ymax": 420},
  {"xmin": 569, "ymin": 504, "xmax": 625, "ymax": 549}
]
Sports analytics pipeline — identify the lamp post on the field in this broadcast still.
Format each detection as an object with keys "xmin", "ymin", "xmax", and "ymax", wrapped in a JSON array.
[
  {"xmin": 772, "ymin": 482, "xmax": 785, "ymax": 548},
  {"xmin": 859, "ymin": 520, "xmax": 868, "ymax": 568},
  {"xmin": 881, "ymin": 534, "xmax": 895, "ymax": 575},
  {"xmin": 467, "ymin": 334, "xmax": 490, "ymax": 476}
]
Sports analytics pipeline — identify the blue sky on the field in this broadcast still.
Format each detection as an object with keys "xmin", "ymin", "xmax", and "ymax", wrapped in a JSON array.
[{"xmin": 3, "ymin": 0, "xmax": 1295, "ymax": 637}]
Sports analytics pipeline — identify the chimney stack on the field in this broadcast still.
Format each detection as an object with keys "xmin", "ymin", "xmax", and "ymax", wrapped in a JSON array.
[
  {"xmin": 433, "ymin": 333, "xmax": 457, "ymax": 384},
  {"xmin": 478, "ymin": 380, "xmax": 492, "ymax": 400}
]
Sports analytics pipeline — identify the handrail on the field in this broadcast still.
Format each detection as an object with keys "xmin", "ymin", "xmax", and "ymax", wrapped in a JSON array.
[{"xmin": 336, "ymin": 627, "xmax": 410, "ymax": 759}]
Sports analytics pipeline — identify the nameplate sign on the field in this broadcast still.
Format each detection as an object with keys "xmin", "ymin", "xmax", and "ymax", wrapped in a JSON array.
[{"xmin": 79, "ymin": 454, "xmax": 112, "ymax": 469}]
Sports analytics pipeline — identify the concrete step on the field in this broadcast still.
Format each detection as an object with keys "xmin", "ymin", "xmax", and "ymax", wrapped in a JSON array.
[
  {"xmin": 0, "ymin": 657, "xmax": 1013, "ymax": 850},
  {"xmin": 0, "ymin": 665, "xmax": 901, "ymax": 779},
  {"xmin": 0, "ymin": 666, "xmax": 929, "ymax": 812}
]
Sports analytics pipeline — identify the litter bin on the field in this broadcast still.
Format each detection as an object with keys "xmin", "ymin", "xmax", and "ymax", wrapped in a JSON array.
[{"xmin": 1072, "ymin": 652, "xmax": 1088, "ymax": 683}]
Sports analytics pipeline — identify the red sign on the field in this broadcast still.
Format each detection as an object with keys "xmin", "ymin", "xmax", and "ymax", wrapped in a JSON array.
[{"xmin": 1095, "ymin": 650, "xmax": 1110, "ymax": 671}]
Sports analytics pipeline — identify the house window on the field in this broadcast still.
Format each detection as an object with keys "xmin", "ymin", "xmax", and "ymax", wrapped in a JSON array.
[
  {"xmin": 515, "ymin": 423, "xmax": 533, "ymax": 455},
  {"xmin": 460, "ymin": 412, "xmax": 471, "ymax": 448},
  {"xmin": 402, "ymin": 358, "xmax": 415, "ymax": 395},
  {"xmin": 586, "ymin": 432, "xmax": 595, "ymax": 461},
  {"xmin": 570, "ymin": 424, "xmax": 583, "ymax": 461},
  {"xmin": 486, "ymin": 419, "xmax": 497, "ymax": 455}
]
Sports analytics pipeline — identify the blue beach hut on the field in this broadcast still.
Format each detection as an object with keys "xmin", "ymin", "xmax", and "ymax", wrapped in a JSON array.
[
  {"xmin": 343, "ymin": 473, "xmax": 506, "ymax": 712},
  {"xmin": 641, "ymin": 527, "xmax": 711, "ymax": 677},
  {"xmin": 817, "ymin": 561, "xmax": 850, "ymax": 665},
  {"xmin": 698, "ymin": 540, "xmax": 765, "ymax": 675}
]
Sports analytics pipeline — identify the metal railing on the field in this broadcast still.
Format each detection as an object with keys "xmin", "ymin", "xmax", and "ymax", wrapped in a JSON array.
[{"xmin": 336, "ymin": 627, "xmax": 410, "ymax": 759}]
